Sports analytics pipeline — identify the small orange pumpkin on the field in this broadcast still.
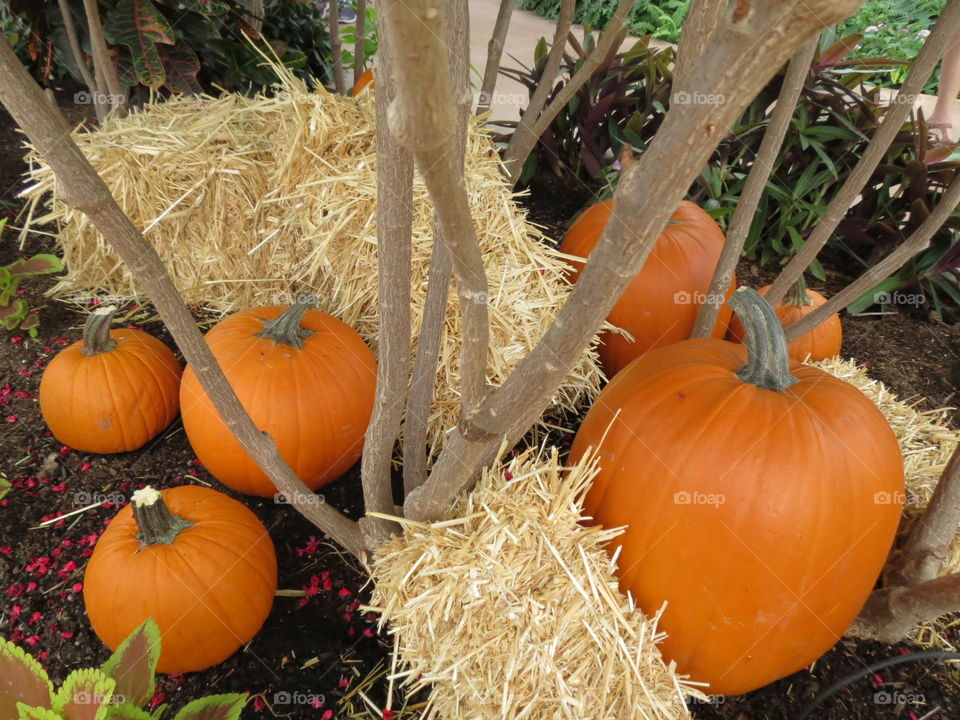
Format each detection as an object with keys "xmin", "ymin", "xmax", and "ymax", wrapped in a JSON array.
[
  {"xmin": 727, "ymin": 277, "xmax": 842, "ymax": 362},
  {"xmin": 570, "ymin": 287, "xmax": 903, "ymax": 695},
  {"xmin": 84, "ymin": 485, "xmax": 277, "ymax": 674},
  {"xmin": 558, "ymin": 199, "xmax": 735, "ymax": 377},
  {"xmin": 39, "ymin": 306, "xmax": 181, "ymax": 453},
  {"xmin": 180, "ymin": 303, "xmax": 377, "ymax": 497},
  {"xmin": 352, "ymin": 68, "xmax": 375, "ymax": 95}
]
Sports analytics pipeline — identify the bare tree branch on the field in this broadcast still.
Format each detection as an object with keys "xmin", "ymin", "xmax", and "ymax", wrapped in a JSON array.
[
  {"xmin": 406, "ymin": 0, "xmax": 868, "ymax": 522},
  {"xmin": 848, "ymin": 574, "xmax": 960, "ymax": 643},
  {"xmin": 57, "ymin": 0, "xmax": 100, "ymax": 121},
  {"xmin": 329, "ymin": 0, "xmax": 347, "ymax": 93},
  {"xmin": 765, "ymin": 0, "xmax": 960, "ymax": 306},
  {"xmin": 889, "ymin": 445, "xmax": 960, "ymax": 587},
  {"xmin": 476, "ymin": 0, "xmax": 516, "ymax": 116},
  {"xmin": 81, "ymin": 0, "xmax": 124, "ymax": 117},
  {"xmin": 380, "ymin": 0, "xmax": 489, "ymax": 419},
  {"xmin": 0, "ymin": 37, "xmax": 363, "ymax": 558},
  {"xmin": 692, "ymin": 34, "xmax": 818, "ymax": 338},
  {"xmin": 353, "ymin": 0, "xmax": 368, "ymax": 86},
  {"xmin": 783, "ymin": 173, "xmax": 960, "ymax": 341},
  {"xmin": 358, "ymin": 26, "xmax": 411, "ymax": 549},
  {"xmin": 402, "ymin": 0, "xmax": 470, "ymax": 494},
  {"xmin": 672, "ymin": 0, "xmax": 726, "ymax": 93},
  {"xmin": 504, "ymin": 0, "xmax": 635, "ymax": 187}
]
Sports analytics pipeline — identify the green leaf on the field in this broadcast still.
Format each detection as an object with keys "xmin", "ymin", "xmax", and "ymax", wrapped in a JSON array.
[
  {"xmin": 533, "ymin": 36, "xmax": 548, "ymax": 72},
  {"xmin": 105, "ymin": 704, "xmax": 154, "ymax": 720},
  {"xmin": 53, "ymin": 669, "xmax": 115, "ymax": 720},
  {"xmin": 846, "ymin": 276, "xmax": 903, "ymax": 314},
  {"xmin": 17, "ymin": 705, "xmax": 62, "ymax": 720},
  {"xmin": 809, "ymin": 258, "xmax": 827, "ymax": 282},
  {"xmin": 6, "ymin": 254, "xmax": 64, "ymax": 277},
  {"xmin": 158, "ymin": 44, "xmax": 201, "ymax": 95},
  {"xmin": 101, "ymin": 620, "xmax": 161, "ymax": 708},
  {"xmin": 171, "ymin": 695, "xmax": 246, "ymax": 720},
  {"xmin": 0, "ymin": 477, "xmax": 10, "ymax": 500},
  {"xmin": 177, "ymin": 0, "xmax": 229, "ymax": 16},
  {"xmin": 1, "ymin": 299, "xmax": 28, "ymax": 330},
  {"xmin": 104, "ymin": 0, "xmax": 175, "ymax": 89},
  {"xmin": 1, "ymin": 637, "xmax": 54, "ymax": 718}
]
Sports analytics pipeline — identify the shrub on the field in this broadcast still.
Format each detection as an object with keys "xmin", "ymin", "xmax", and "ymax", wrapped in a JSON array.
[{"xmin": 517, "ymin": 0, "xmax": 689, "ymax": 43}]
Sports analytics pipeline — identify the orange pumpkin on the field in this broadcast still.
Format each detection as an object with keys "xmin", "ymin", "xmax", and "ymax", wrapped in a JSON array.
[
  {"xmin": 180, "ymin": 303, "xmax": 377, "ymax": 497},
  {"xmin": 352, "ymin": 68, "xmax": 375, "ymax": 95},
  {"xmin": 570, "ymin": 287, "xmax": 903, "ymax": 695},
  {"xmin": 558, "ymin": 199, "xmax": 735, "ymax": 377},
  {"xmin": 84, "ymin": 485, "xmax": 277, "ymax": 674},
  {"xmin": 727, "ymin": 277, "xmax": 842, "ymax": 362},
  {"xmin": 38, "ymin": 306, "xmax": 181, "ymax": 453}
]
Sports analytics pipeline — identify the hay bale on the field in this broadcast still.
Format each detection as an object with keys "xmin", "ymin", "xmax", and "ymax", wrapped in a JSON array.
[
  {"xmin": 21, "ymin": 83, "xmax": 603, "ymax": 457},
  {"xmin": 367, "ymin": 447, "xmax": 698, "ymax": 720}
]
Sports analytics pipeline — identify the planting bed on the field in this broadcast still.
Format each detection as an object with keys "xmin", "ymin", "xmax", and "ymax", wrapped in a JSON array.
[{"xmin": 1, "ymin": 103, "xmax": 959, "ymax": 719}]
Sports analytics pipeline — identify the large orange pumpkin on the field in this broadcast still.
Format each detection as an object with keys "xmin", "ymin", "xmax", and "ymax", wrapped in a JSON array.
[
  {"xmin": 180, "ymin": 303, "xmax": 377, "ymax": 497},
  {"xmin": 570, "ymin": 287, "xmax": 903, "ymax": 695},
  {"xmin": 559, "ymin": 199, "xmax": 736, "ymax": 377},
  {"xmin": 39, "ymin": 306, "xmax": 181, "ymax": 453},
  {"xmin": 727, "ymin": 277, "xmax": 842, "ymax": 362},
  {"xmin": 84, "ymin": 485, "xmax": 277, "ymax": 674}
]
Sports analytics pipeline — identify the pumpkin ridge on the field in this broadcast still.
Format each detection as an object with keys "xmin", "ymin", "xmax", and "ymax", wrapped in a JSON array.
[
  {"xmin": 101, "ymin": 356, "xmax": 135, "ymax": 451},
  {"xmin": 179, "ymin": 529, "xmax": 277, "ymax": 593},
  {"xmin": 117, "ymin": 344, "xmax": 166, "ymax": 442}
]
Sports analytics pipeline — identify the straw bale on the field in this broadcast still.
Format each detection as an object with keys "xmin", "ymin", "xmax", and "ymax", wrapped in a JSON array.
[
  {"xmin": 21, "ymin": 82, "xmax": 603, "ymax": 457},
  {"xmin": 367, "ymin": 447, "xmax": 698, "ymax": 720}
]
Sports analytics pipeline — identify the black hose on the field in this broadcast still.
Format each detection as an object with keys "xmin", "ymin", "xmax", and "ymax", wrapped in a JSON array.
[{"xmin": 794, "ymin": 650, "xmax": 960, "ymax": 720}]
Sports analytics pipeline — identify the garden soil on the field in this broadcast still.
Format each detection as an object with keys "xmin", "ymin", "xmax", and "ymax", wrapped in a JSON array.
[{"xmin": 2, "ymin": 101, "xmax": 959, "ymax": 720}]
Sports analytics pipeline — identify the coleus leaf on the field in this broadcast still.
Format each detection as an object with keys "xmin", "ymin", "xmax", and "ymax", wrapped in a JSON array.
[
  {"xmin": 53, "ymin": 669, "xmax": 115, "ymax": 720},
  {"xmin": 1, "ymin": 637, "xmax": 54, "ymax": 718},
  {"xmin": 104, "ymin": 704, "xmax": 154, "ymax": 720},
  {"xmin": 101, "ymin": 619, "xmax": 161, "ymax": 708},
  {"xmin": 0, "ymin": 477, "xmax": 10, "ymax": 500},
  {"xmin": 6, "ymin": 254, "xmax": 64, "ymax": 277},
  {"xmin": 16, "ymin": 705, "xmax": 61, "ymax": 720},
  {"xmin": 157, "ymin": 44, "xmax": 201, "ymax": 95},
  {"xmin": 171, "ymin": 695, "xmax": 246, "ymax": 720},
  {"xmin": 103, "ymin": 0, "xmax": 175, "ymax": 89},
  {"xmin": 1, "ymin": 299, "xmax": 29, "ymax": 330}
]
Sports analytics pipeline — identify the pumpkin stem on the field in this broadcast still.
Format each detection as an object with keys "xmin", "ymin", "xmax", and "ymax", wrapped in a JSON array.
[
  {"xmin": 82, "ymin": 305, "xmax": 118, "ymax": 356},
  {"xmin": 256, "ymin": 302, "xmax": 314, "ymax": 350},
  {"xmin": 132, "ymin": 486, "xmax": 195, "ymax": 548},
  {"xmin": 729, "ymin": 287, "xmax": 799, "ymax": 392},
  {"xmin": 785, "ymin": 275, "xmax": 812, "ymax": 307}
]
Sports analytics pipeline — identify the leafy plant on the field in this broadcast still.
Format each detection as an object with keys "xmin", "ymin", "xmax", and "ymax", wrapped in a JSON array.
[
  {"xmin": 1, "ymin": 223, "xmax": 63, "ymax": 338},
  {"xmin": 516, "ymin": 0, "xmax": 690, "ymax": 43},
  {"xmin": 0, "ymin": 618, "xmax": 248, "ymax": 720},
  {"xmin": 5, "ymin": 0, "xmax": 333, "ymax": 96},
  {"xmin": 837, "ymin": 0, "xmax": 945, "ymax": 92},
  {"xmin": 341, "ymin": 5, "xmax": 378, "ymax": 70}
]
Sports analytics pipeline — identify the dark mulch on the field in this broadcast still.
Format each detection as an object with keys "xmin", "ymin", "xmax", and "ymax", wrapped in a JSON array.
[{"xmin": 0, "ymin": 102, "xmax": 958, "ymax": 720}]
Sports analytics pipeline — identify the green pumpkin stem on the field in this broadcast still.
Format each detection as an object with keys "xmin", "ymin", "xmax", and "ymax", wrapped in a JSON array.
[
  {"xmin": 256, "ymin": 302, "xmax": 314, "ymax": 349},
  {"xmin": 729, "ymin": 287, "xmax": 799, "ymax": 392},
  {"xmin": 132, "ymin": 486, "xmax": 195, "ymax": 548},
  {"xmin": 82, "ymin": 305, "xmax": 118, "ymax": 356},
  {"xmin": 785, "ymin": 275, "xmax": 812, "ymax": 307}
]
